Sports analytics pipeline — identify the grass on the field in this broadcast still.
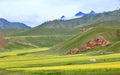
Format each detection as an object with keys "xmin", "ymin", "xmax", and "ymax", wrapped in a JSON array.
[
  {"xmin": 0, "ymin": 48, "xmax": 120, "ymax": 75},
  {"xmin": 11, "ymin": 28, "xmax": 81, "ymax": 36},
  {"xmin": 6, "ymin": 35, "xmax": 72, "ymax": 48},
  {"xmin": 1, "ymin": 69, "xmax": 120, "ymax": 75},
  {"xmin": 47, "ymin": 26, "xmax": 120, "ymax": 55},
  {"xmin": 0, "ymin": 28, "xmax": 23, "ymax": 36},
  {"xmin": 0, "ymin": 48, "xmax": 120, "ymax": 69},
  {"xmin": 4, "ymin": 42, "xmax": 36, "ymax": 51}
]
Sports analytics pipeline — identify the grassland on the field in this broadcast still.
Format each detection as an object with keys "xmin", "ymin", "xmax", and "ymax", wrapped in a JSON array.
[
  {"xmin": 11, "ymin": 28, "xmax": 81, "ymax": 36},
  {"xmin": 6, "ymin": 35, "xmax": 72, "ymax": 49},
  {"xmin": 5, "ymin": 29, "xmax": 77, "ymax": 51},
  {"xmin": 47, "ymin": 26, "xmax": 120, "ymax": 55},
  {"xmin": 0, "ymin": 28, "xmax": 23, "ymax": 36},
  {"xmin": 0, "ymin": 47, "xmax": 120, "ymax": 75}
]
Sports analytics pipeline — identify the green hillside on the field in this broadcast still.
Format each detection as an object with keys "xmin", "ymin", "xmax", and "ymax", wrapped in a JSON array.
[
  {"xmin": 79, "ymin": 20, "xmax": 120, "ymax": 28},
  {"xmin": 11, "ymin": 27, "xmax": 81, "ymax": 36},
  {"xmin": 0, "ymin": 29, "xmax": 23, "ymax": 36},
  {"xmin": 3, "ymin": 42, "xmax": 35, "ymax": 51},
  {"xmin": 7, "ymin": 35, "xmax": 70, "ymax": 48},
  {"xmin": 8, "ymin": 28, "xmax": 82, "ymax": 48},
  {"xmin": 8, "ymin": 20, "xmax": 120, "ymax": 52},
  {"xmin": 47, "ymin": 26, "xmax": 120, "ymax": 55}
]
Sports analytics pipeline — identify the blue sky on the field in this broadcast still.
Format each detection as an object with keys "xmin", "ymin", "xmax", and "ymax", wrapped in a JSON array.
[{"xmin": 0, "ymin": 0, "xmax": 120, "ymax": 27}]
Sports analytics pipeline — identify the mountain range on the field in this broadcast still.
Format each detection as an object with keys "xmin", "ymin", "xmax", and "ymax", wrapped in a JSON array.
[
  {"xmin": 11, "ymin": 9, "xmax": 120, "ymax": 37},
  {"xmin": 0, "ymin": 18, "xmax": 31, "ymax": 29},
  {"xmin": 37, "ymin": 9, "xmax": 120, "ymax": 28}
]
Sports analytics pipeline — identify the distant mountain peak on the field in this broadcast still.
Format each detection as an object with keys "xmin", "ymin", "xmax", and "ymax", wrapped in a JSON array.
[
  {"xmin": 75, "ymin": 11, "xmax": 86, "ymax": 16},
  {"xmin": 0, "ymin": 18, "xmax": 9, "ymax": 22},
  {"xmin": 0, "ymin": 18, "xmax": 31, "ymax": 29},
  {"xmin": 89, "ymin": 10, "xmax": 96, "ymax": 15},
  {"xmin": 61, "ymin": 16, "xmax": 65, "ymax": 19},
  {"xmin": 0, "ymin": 18, "xmax": 7, "ymax": 20},
  {"xmin": 74, "ymin": 10, "xmax": 96, "ymax": 18}
]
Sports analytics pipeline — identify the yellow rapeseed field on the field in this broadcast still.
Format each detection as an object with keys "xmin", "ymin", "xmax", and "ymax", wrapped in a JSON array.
[
  {"xmin": 0, "ymin": 47, "xmax": 49, "ymax": 56},
  {"xmin": 9, "ymin": 62, "xmax": 120, "ymax": 71}
]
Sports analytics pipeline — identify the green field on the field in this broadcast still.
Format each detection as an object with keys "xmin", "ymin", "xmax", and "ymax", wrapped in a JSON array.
[{"xmin": 0, "ymin": 48, "xmax": 120, "ymax": 75}]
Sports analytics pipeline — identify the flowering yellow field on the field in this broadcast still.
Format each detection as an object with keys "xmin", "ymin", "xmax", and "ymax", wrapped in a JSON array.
[
  {"xmin": 0, "ymin": 47, "xmax": 49, "ymax": 56},
  {"xmin": 9, "ymin": 61, "xmax": 120, "ymax": 71},
  {"xmin": 0, "ymin": 47, "xmax": 120, "ymax": 75},
  {"xmin": 0, "ymin": 52, "xmax": 120, "ymax": 69}
]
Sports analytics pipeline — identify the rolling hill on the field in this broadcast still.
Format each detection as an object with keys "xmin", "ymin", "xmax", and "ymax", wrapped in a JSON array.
[
  {"xmin": 79, "ymin": 20, "xmax": 120, "ymax": 28},
  {"xmin": 3, "ymin": 9, "xmax": 120, "ymax": 53},
  {"xmin": 7, "ymin": 10, "xmax": 120, "ymax": 51},
  {"xmin": 0, "ymin": 36, "xmax": 36, "ymax": 52},
  {"xmin": 10, "ymin": 9, "xmax": 120, "ymax": 36},
  {"xmin": 11, "ymin": 27, "xmax": 82, "ymax": 36},
  {"xmin": 10, "ymin": 20, "xmax": 120, "ymax": 50},
  {"xmin": 45, "ymin": 26, "xmax": 120, "ymax": 55},
  {"xmin": 7, "ymin": 28, "xmax": 82, "ymax": 48},
  {"xmin": 0, "ymin": 28, "xmax": 23, "ymax": 36}
]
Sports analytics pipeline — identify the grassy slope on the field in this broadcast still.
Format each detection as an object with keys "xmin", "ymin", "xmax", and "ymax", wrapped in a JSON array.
[
  {"xmin": 7, "ymin": 21, "xmax": 120, "ymax": 53},
  {"xmin": 7, "ymin": 10, "xmax": 120, "ymax": 51},
  {"xmin": 0, "ymin": 28, "xmax": 23, "ymax": 36},
  {"xmin": 1, "ymin": 35, "xmax": 71, "ymax": 52},
  {"xmin": 3, "ymin": 42, "xmax": 36, "ymax": 51},
  {"xmin": 47, "ymin": 26, "xmax": 120, "ymax": 55},
  {"xmin": 6, "ymin": 27, "xmax": 82, "ymax": 50},
  {"xmin": 7, "ymin": 27, "xmax": 81, "ymax": 49},
  {"xmin": 7, "ymin": 35, "xmax": 71, "ymax": 48},
  {"xmin": 11, "ymin": 27, "xmax": 81, "ymax": 36},
  {"xmin": 79, "ymin": 20, "xmax": 120, "ymax": 28}
]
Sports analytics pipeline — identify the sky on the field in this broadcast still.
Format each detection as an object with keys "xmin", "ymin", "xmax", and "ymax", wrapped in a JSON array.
[{"xmin": 0, "ymin": 0, "xmax": 120, "ymax": 27}]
